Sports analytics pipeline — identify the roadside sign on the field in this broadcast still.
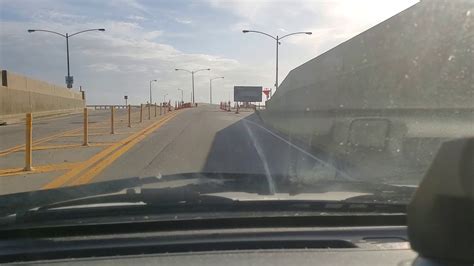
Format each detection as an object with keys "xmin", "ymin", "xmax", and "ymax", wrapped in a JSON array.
[
  {"xmin": 234, "ymin": 86, "xmax": 262, "ymax": 102},
  {"xmin": 65, "ymin": 75, "xmax": 73, "ymax": 88},
  {"xmin": 263, "ymin": 88, "xmax": 271, "ymax": 100},
  {"xmin": 124, "ymin": 95, "xmax": 128, "ymax": 100}
]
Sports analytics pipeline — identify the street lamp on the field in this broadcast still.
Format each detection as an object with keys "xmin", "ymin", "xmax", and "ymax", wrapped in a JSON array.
[
  {"xmin": 209, "ymin": 76, "xmax": 224, "ymax": 104},
  {"xmin": 175, "ymin": 68, "xmax": 210, "ymax": 104},
  {"xmin": 177, "ymin": 89, "xmax": 184, "ymax": 103},
  {"xmin": 27, "ymin": 28, "xmax": 105, "ymax": 88},
  {"xmin": 242, "ymin": 29, "xmax": 311, "ymax": 91},
  {"xmin": 149, "ymin": 79, "xmax": 157, "ymax": 105}
]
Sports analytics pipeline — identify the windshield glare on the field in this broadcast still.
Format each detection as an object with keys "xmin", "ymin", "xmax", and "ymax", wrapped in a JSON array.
[{"xmin": 0, "ymin": 0, "xmax": 473, "ymax": 221}]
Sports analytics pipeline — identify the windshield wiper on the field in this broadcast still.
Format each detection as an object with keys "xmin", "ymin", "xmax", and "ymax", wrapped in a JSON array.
[
  {"xmin": 0, "ymin": 173, "xmax": 274, "ymax": 217},
  {"xmin": 0, "ymin": 172, "xmax": 415, "ymax": 218}
]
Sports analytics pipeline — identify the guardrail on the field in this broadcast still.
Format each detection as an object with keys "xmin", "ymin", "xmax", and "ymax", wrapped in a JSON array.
[
  {"xmin": 10, "ymin": 102, "xmax": 196, "ymax": 172},
  {"xmin": 87, "ymin": 105, "xmax": 140, "ymax": 110},
  {"xmin": 3, "ymin": 102, "xmax": 193, "ymax": 172},
  {"xmin": 219, "ymin": 102, "xmax": 265, "ymax": 112}
]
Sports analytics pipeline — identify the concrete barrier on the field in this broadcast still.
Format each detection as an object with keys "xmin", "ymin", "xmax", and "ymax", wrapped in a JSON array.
[
  {"xmin": 0, "ymin": 69, "xmax": 85, "ymax": 122},
  {"xmin": 259, "ymin": 0, "xmax": 474, "ymax": 181}
]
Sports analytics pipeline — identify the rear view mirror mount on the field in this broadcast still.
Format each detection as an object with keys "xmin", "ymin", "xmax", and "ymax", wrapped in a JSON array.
[{"xmin": 408, "ymin": 137, "xmax": 474, "ymax": 264}]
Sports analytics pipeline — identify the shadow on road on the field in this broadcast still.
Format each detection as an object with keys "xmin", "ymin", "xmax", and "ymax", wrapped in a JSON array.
[{"xmin": 201, "ymin": 113, "xmax": 343, "ymax": 182}]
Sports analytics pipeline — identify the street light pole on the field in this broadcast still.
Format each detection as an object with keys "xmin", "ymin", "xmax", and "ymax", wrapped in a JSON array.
[
  {"xmin": 275, "ymin": 36, "xmax": 279, "ymax": 89},
  {"xmin": 28, "ymin": 28, "xmax": 105, "ymax": 89},
  {"xmin": 66, "ymin": 33, "xmax": 70, "ymax": 81},
  {"xmin": 149, "ymin": 79, "xmax": 157, "ymax": 105},
  {"xmin": 178, "ymin": 89, "xmax": 184, "ymax": 102},
  {"xmin": 210, "ymin": 77, "xmax": 224, "ymax": 104},
  {"xmin": 175, "ymin": 68, "xmax": 210, "ymax": 104},
  {"xmin": 242, "ymin": 30, "xmax": 312, "ymax": 91},
  {"xmin": 191, "ymin": 72, "xmax": 195, "ymax": 103}
]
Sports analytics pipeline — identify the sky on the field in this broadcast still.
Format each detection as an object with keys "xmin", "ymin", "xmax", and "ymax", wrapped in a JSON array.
[{"xmin": 0, "ymin": 0, "xmax": 419, "ymax": 105}]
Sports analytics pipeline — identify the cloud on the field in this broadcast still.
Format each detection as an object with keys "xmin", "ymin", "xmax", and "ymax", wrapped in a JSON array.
[
  {"xmin": 111, "ymin": 0, "xmax": 149, "ymax": 14},
  {"xmin": 127, "ymin": 15, "xmax": 147, "ymax": 21},
  {"xmin": 1, "ymin": 0, "xmax": 420, "ymax": 105},
  {"xmin": 88, "ymin": 63, "xmax": 121, "ymax": 72},
  {"xmin": 0, "ymin": 11, "xmax": 270, "ymax": 105},
  {"xmin": 174, "ymin": 17, "xmax": 193, "ymax": 25},
  {"xmin": 143, "ymin": 30, "xmax": 164, "ymax": 40}
]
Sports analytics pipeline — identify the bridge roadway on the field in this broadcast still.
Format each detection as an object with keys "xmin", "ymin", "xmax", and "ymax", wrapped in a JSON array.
[{"xmin": 1, "ymin": 105, "xmax": 333, "ymax": 195}]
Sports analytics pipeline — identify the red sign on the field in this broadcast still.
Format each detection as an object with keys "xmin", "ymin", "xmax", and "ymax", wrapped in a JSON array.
[{"xmin": 263, "ymin": 88, "xmax": 271, "ymax": 100}]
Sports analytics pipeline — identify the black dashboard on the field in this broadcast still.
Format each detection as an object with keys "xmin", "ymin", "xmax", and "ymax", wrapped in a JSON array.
[{"xmin": 2, "ymin": 225, "xmax": 418, "ymax": 265}]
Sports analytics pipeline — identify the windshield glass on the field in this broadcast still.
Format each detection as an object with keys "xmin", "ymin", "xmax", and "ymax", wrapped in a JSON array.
[{"xmin": 0, "ymin": 0, "xmax": 472, "ymax": 221}]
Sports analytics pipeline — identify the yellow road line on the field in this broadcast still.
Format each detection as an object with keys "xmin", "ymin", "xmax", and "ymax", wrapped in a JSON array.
[
  {"xmin": 2, "ymin": 143, "xmax": 113, "ymax": 153},
  {"xmin": 70, "ymin": 113, "xmax": 178, "ymax": 186},
  {"xmin": 42, "ymin": 112, "xmax": 180, "ymax": 189},
  {"xmin": 61, "ymin": 132, "xmax": 130, "ymax": 137},
  {"xmin": 33, "ymin": 143, "xmax": 112, "ymax": 150},
  {"xmin": 0, "ymin": 128, "xmax": 81, "ymax": 157},
  {"xmin": 0, "ymin": 162, "xmax": 81, "ymax": 177},
  {"xmin": 0, "ymin": 110, "xmax": 143, "ymax": 157}
]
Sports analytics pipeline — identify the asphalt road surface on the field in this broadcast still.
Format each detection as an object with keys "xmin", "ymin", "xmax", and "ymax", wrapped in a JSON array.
[{"xmin": 93, "ymin": 104, "xmax": 339, "ymax": 184}]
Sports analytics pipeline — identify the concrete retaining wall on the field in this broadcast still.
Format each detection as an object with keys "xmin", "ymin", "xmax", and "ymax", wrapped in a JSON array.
[
  {"xmin": 0, "ymin": 69, "xmax": 85, "ymax": 118},
  {"xmin": 259, "ymin": 0, "xmax": 474, "ymax": 182},
  {"xmin": 268, "ymin": 0, "xmax": 473, "ymax": 113}
]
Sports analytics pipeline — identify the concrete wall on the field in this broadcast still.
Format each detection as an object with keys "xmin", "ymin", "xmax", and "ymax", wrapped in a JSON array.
[
  {"xmin": 259, "ymin": 0, "xmax": 474, "ymax": 181},
  {"xmin": 0, "ymin": 69, "xmax": 85, "ymax": 117},
  {"xmin": 268, "ymin": 0, "xmax": 473, "ymax": 112}
]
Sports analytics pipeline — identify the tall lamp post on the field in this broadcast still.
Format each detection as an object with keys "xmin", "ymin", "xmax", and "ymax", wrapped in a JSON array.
[
  {"xmin": 209, "ymin": 76, "xmax": 224, "ymax": 104},
  {"xmin": 27, "ymin": 28, "xmax": 105, "ymax": 88},
  {"xmin": 242, "ymin": 30, "xmax": 311, "ymax": 91},
  {"xmin": 175, "ymin": 68, "xmax": 210, "ymax": 104},
  {"xmin": 149, "ymin": 79, "xmax": 157, "ymax": 105},
  {"xmin": 177, "ymin": 89, "xmax": 184, "ymax": 103}
]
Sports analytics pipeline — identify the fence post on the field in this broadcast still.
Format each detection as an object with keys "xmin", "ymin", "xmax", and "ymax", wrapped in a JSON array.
[
  {"xmin": 140, "ymin": 104, "xmax": 143, "ymax": 123},
  {"xmin": 24, "ymin": 113, "xmax": 33, "ymax": 171},
  {"xmin": 83, "ymin": 108, "xmax": 89, "ymax": 146},
  {"xmin": 128, "ymin": 104, "xmax": 131, "ymax": 128},
  {"xmin": 154, "ymin": 103, "xmax": 157, "ymax": 117},
  {"xmin": 111, "ymin": 106, "xmax": 115, "ymax": 134},
  {"xmin": 148, "ymin": 103, "xmax": 151, "ymax": 120}
]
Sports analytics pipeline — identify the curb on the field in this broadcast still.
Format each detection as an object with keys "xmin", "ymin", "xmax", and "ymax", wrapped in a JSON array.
[{"xmin": 0, "ymin": 109, "xmax": 83, "ymax": 126}]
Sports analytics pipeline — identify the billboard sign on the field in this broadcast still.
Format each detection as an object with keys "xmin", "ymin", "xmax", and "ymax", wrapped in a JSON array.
[{"xmin": 234, "ymin": 86, "xmax": 262, "ymax": 102}]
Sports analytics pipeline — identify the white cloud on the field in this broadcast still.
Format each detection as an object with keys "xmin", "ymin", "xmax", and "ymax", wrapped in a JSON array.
[
  {"xmin": 1, "ymin": 0, "xmax": 421, "ymax": 105},
  {"xmin": 1, "ymin": 15, "xmax": 270, "ymax": 105},
  {"xmin": 127, "ymin": 15, "xmax": 147, "ymax": 21},
  {"xmin": 174, "ymin": 17, "xmax": 193, "ymax": 25},
  {"xmin": 88, "ymin": 63, "xmax": 121, "ymax": 72},
  {"xmin": 143, "ymin": 30, "xmax": 164, "ymax": 40}
]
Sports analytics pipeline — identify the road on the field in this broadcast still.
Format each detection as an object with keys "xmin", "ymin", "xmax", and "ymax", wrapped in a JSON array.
[
  {"xmin": 2, "ymin": 104, "xmax": 429, "ymax": 196},
  {"xmin": 93, "ymin": 104, "xmax": 338, "ymax": 183},
  {"xmin": 1, "ymin": 105, "xmax": 338, "ymax": 195}
]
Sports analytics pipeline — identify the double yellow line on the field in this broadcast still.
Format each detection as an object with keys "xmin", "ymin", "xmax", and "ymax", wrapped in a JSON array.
[
  {"xmin": 0, "ymin": 128, "xmax": 81, "ymax": 157},
  {"xmin": 0, "ymin": 162, "xmax": 81, "ymax": 177},
  {"xmin": 0, "ymin": 110, "xmax": 141, "ymax": 157},
  {"xmin": 42, "ymin": 111, "xmax": 180, "ymax": 189}
]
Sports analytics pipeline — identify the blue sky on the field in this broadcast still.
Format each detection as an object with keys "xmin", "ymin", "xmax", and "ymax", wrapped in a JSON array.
[{"xmin": 0, "ymin": 0, "xmax": 418, "ymax": 104}]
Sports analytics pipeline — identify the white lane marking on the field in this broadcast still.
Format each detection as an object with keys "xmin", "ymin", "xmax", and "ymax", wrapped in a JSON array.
[
  {"xmin": 243, "ymin": 117, "xmax": 353, "ymax": 180},
  {"xmin": 242, "ymin": 119, "xmax": 277, "ymax": 194}
]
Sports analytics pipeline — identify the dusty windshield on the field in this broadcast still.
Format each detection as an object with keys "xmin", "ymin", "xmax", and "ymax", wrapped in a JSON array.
[{"xmin": 0, "ymin": 0, "xmax": 473, "ymax": 218}]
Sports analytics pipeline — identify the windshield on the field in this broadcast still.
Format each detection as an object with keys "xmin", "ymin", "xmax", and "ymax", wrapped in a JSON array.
[{"xmin": 0, "ymin": 0, "xmax": 472, "ymax": 222}]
